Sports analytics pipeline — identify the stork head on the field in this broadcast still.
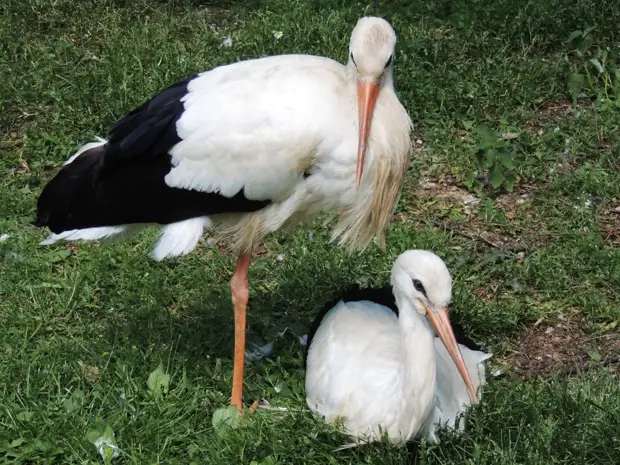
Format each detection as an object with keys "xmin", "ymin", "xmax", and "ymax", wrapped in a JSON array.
[
  {"xmin": 348, "ymin": 16, "xmax": 397, "ymax": 189},
  {"xmin": 391, "ymin": 250, "xmax": 479, "ymax": 404}
]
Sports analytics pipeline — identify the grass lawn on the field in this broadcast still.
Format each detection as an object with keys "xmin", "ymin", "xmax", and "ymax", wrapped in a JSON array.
[{"xmin": 1, "ymin": 0, "xmax": 620, "ymax": 463}]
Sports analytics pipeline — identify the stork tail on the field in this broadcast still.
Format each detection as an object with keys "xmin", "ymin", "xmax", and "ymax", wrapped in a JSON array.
[{"xmin": 33, "ymin": 139, "xmax": 214, "ymax": 260}]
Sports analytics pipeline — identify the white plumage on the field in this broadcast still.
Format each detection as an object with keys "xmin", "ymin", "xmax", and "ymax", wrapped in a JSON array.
[
  {"xmin": 305, "ymin": 250, "xmax": 491, "ymax": 444},
  {"xmin": 34, "ymin": 16, "xmax": 413, "ymax": 413},
  {"xmin": 420, "ymin": 337, "xmax": 491, "ymax": 442},
  {"xmin": 40, "ymin": 24, "xmax": 412, "ymax": 259}
]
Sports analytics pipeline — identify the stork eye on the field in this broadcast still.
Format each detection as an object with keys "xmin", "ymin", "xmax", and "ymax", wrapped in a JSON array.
[
  {"xmin": 385, "ymin": 54, "xmax": 393, "ymax": 68},
  {"xmin": 350, "ymin": 52, "xmax": 357, "ymax": 67},
  {"xmin": 412, "ymin": 279, "xmax": 426, "ymax": 296}
]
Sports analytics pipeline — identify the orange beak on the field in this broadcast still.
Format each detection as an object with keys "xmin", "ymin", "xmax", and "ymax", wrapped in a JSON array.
[
  {"xmin": 356, "ymin": 80, "xmax": 381, "ymax": 189},
  {"xmin": 426, "ymin": 307, "xmax": 479, "ymax": 403}
]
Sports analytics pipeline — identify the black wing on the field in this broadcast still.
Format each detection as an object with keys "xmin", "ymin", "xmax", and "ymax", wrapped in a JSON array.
[{"xmin": 34, "ymin": 75, "xmax": 271, "ymax": 233}]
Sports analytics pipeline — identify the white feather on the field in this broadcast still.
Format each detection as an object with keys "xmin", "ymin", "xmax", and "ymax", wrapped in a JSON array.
[
  {"xmin": 40, "ymin": 217, "xmax": 212, "ymax": 262},
  {"xmin": 40, "ymin": 225, "xmax": 129, "ymax": 245},
  {"xmin": 306, "ymin": 298, "xmax": 436, "ymax": 443},
  {"xmin": 420, "ymin": 341, "xmax": 492, "ymax": 443},
  {"xmin": 150, "ymin": 216, "xmax": 212, "ymax": 261},
  {"xmin": 64, "ymin": 137, "xmax": 108, "ymax": 165},
  {"xmin": 166, "ymin": 55, "xmax": 354, "ymax": 203}
]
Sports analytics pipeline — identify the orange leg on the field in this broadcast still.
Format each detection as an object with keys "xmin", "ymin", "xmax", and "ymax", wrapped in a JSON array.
[{"xmin": 230, "ymin": 253, "xmax": 252, "ymax": 414}]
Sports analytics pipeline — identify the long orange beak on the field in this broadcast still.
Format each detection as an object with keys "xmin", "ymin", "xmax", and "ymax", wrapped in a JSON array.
[
  {"xmin": 356, "ymin": 80, "xmax": 380, "ymax": 189},
  {"xmin": 426, "ymin": 307, "xmax": 479, "ymax": 403}
]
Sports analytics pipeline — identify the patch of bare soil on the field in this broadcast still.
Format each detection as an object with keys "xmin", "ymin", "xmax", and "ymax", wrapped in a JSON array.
[
  {"xmin": 78, "ymin": 361, "xmax": 101, "ymax": 383},
  {"xmin": 506, "ymin": 309, "xmax": 620, "ymax": 379},
  {"xmin": 526, "ymin": 99, "xmax": 591, "ymax": 131},
  {"xmin": 494, "ymin": 184, "xmax": 538, "ymax": 219},
  {"xmin": 600, "ymin": 199, "xmax": 620, "ymax": 246},
  {"xmin": 539, "ymin": 99, "xmax": 577, "ymax": 120},
  {"xmin": 406, "ymin": 175, "xmax": 531, "ymax": 251},
  {"xmin": 416, "ymin": 178, "xmax": 480, "ymax": 214},
  {"xmin": 412, "ymin": 170, "xmax": 477, "ymax": 206}
]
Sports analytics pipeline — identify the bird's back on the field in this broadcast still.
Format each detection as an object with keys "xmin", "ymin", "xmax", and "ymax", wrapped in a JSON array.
[{"xmin": 305, "ymin": 299, "xmax": 410, "ymax": 440}]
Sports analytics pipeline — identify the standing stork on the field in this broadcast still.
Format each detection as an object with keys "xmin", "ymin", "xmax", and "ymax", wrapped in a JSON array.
[
  {"xmin": 33, "ymin": 17, "xmax": 412, "ymax": 413},
  {"xmin": 304, "ymin": 250, "xmax": 491, "ymax": 444}
]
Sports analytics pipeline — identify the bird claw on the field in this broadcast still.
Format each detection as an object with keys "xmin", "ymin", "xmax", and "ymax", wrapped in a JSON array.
[
  {"xmin": 241, "ymin": 397, "xmax": 260, "ymax": 414},
  {"xmin": 248, "ymin": 399, "xmax": 260, "ymax": 414}
]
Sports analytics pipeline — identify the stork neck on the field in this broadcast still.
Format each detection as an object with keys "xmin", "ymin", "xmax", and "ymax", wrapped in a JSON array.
[
  {"xmin": 394, "ymin": 291, "xmax": 437, "ymax": 427},
  {"xmin": 394, "ymin": 293, "xmax": 428, "ymax": 334},
  {"xmin": 345, "ymin": 61, "xmax": 357, "ymax": 85}
]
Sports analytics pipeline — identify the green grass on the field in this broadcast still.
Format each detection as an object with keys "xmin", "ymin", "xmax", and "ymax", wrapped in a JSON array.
[{"xmin": 2, "ymin": 0, "xmax": 620, "ymax": 463}]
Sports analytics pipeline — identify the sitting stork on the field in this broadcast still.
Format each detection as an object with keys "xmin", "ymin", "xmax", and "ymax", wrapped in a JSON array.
[{"xmin": 304, "ymin": 250, "xmax": 492, "ymax": 444}]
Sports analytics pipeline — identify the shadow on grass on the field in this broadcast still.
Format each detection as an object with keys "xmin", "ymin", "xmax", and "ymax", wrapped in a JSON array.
[{"xmin": 101, "ymin": 255, "xmax": 353, "ymax": 365}]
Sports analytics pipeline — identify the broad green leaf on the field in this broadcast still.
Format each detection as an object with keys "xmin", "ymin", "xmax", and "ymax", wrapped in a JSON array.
[
  {"xmin": 583, "ymin": 25, "xmax": 596, "ymax": 36},
  {"xmin": 464, "ymin": 170, "xmax": 476, "ymax": 189},
  {"xmin": 565, "ymin": 30, "xmax": 582, "ymax": 43},
  {"xmin": 251, "ymin": 457, "xmax": 276, "ymax": 465},
  {"xmin": 86, "ymin": 428, "xmax": 103, "ymax": 445},
  {"xmin": 147, "ymin": 363, "xmax": 170, "ymax": 398},
  {"xmin": 33, "ymin": 438, "xmax": 51, "ymax": 451},
  {"xmin": 568, "ymin": 73, "xmax": 584, "ymax": 105},
  {"xmin": 461, "ymin": 119, "xmax": 474, "ymax": 130},
  {"xmin": 484, "ymin": 148, "xmax": 497, "ymax": 168},
  {"xmin": 212, "ymin": 405, "xmax": 239, "ymax": 437},
  {"xmin": 489, "ymin": 164, "xmax": 505, "ymax": 189},
  {"xmin": 16, "ymin": 411, "xmax": 34, "ymax": 422},
  {"xmin": 503, "ymin": 174, "xmax": 516, "ymax": 193},
  {"xmin": 43, "ymin": 249, "xmax": 71, "ymax": 263},
  {"xmin": 498, "ymin": 151, "xmax": 514, "ymax": 169},
  {"xmin": 63, "ymin": 389, "xmax": 85, "ymax": 414},
  {"xmin": 477, "ymin": 125, "xmax": 500, "ymax": 150},
  {"xmin": 589, "ymin": 58, "xmax": 604, "ymax": 74},
  {"xmin": 10, "ymin": 438, "xmax": 25, "ymax": 448}
]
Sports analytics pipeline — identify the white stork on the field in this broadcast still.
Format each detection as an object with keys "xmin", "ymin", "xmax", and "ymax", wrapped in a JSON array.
[
  {"xmin": 33, "ymin": 16, "xmax": 413, "ymax": 414},
  {"xmin": 304, "ymin": 250, "xmax": 492, "ymax": 444}
]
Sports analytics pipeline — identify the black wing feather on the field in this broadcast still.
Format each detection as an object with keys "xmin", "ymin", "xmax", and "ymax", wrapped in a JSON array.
[
  {"xmin": 34, "ymin": 75, "xmax": 271, "ymax": 233},
  {"xmin": 106, "ymin": 76, "xmax": 196, "ymax": 164}
]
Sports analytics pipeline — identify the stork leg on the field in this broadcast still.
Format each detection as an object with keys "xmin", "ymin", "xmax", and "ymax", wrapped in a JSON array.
[{"xmin": 230, "ymin": 253, "xmax": 252, "ymax": 414}]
